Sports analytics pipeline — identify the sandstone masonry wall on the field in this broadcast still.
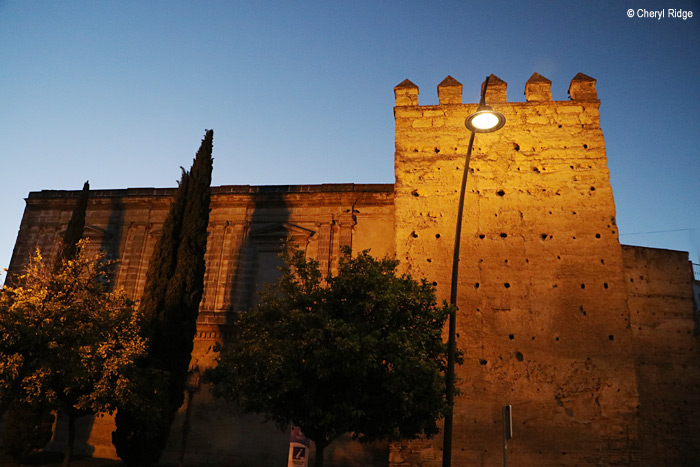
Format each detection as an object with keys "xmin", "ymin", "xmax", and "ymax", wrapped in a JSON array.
[
  {"xmin": 392, "ymin": 74, "xmax": 640, "ymax": 466},
  {"xmin": 6, "ymin": 74, "xmax": 700, "ymax": 466},
  {"xmin": 7, "ymin": 184, "xmax": 395, "ymax": 466},
  {"xmin": 622, "ymin": 245, "xmax": 700, "ymax": 465}
]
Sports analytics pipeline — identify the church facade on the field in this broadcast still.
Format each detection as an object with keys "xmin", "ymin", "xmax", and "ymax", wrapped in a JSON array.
[{"xmin": 7, "ymin": 74, "xmax": 700, "ymax": 466}]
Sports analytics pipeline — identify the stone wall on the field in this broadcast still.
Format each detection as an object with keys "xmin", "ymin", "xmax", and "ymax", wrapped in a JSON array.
[
  {"xmin": 5, "ymin": 74, "xmax": 700, "ymax": 466},
  {"xmin": 6, "ymin": 183, "xmax": 395, "ymax": 466},
  {"xmin": 392, "ymin": 74, "xmax": 640, "ymax": 466},
  {"xmin": 622, "ymin": 245, "xmax": 700, "ymax": 466}
]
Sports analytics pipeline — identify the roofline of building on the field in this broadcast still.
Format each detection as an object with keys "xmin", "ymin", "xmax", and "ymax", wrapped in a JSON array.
[{"xmin": 26, "ymin": 183, "xmax": 395, "ymax": 200}]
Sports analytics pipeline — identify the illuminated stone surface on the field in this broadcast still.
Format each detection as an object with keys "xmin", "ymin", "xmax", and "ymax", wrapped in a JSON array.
[{"xmin": 6, "ymin": 74, "xmax": 699, "ymax": 466}]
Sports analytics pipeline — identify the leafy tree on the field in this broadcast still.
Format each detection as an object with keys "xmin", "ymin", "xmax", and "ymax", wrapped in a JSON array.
[
  {"xmin": 4, "ymin": 181, "xmax": 89, "ymax": 289},
  {"xmin": 113, "ymin": 130, "xmax": 213, "ymax": 465},
  {"xmin": 1, "ymin": 180, "xmax": 90, "ymax": 460},
  {"xmin": 205, "ymin": 246, "xmax": 453, "ymax": 467},
  {"xmin": 0, "ymin": 241, "xmax": 148, "ymax": 467}
]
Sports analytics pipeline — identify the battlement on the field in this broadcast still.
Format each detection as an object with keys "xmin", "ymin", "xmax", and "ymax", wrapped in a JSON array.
[
  {"xmin": 7, "ymin": 70, "xmax": 699, "ymax": 467},
  {"xmin": 392, "ymin": 71, "xmax": 640, "ymax": 465},
  {"xmin": 394, "ymin": 72, "xmax": 598, "ymax": 106}
]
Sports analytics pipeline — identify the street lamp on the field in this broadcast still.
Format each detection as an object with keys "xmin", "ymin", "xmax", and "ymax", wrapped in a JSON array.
[
  {"xmin": 465, "ymin": 106, "xmax": 506, "ymax": 133},
  {"xmin": 443, "ymin": 76, "xmax": 505, "ymax": 467}
]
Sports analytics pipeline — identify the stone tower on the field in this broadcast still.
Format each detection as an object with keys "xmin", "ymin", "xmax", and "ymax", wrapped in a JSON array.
[
  {"xmin": 392, "ymin": 73, "xmax": 640, "ymax": 465},
  {"xmin": 6, "ymin": 73, "xmax": 699, "ymax": 466}
]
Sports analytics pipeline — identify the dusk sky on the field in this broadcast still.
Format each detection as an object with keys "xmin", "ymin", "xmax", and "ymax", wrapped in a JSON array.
[{"xmin": 1, "ymin": 1, "xmax": 698, "ymax": 285}]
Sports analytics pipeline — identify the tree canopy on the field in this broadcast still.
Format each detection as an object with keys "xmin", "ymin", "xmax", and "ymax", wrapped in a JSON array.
[
  {"xmin": 0, "ymin": 241, "xmax": 148, "ymax": 466},
  {"xmin": 206, "ymin": 246, "xmax": 453, "ymax": 467}
]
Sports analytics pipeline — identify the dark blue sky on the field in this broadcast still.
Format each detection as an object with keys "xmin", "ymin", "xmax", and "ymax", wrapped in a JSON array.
[{"xmin": 1, "ymin": 1, "xmax": 699, "ymax": 283}]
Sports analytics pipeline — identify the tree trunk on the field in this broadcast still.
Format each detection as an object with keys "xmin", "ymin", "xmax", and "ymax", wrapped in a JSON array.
[
  {"xmin": 314, "ymin": 441, "xmax": 326, "ymax": 467},
  {"xmin": 62, "ymin": 413, "xmax": 76, "ymax": 467}
]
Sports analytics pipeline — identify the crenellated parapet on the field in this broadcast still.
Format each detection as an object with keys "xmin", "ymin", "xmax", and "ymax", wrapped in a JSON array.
[
  {"xmin": 482, "ymin": 73, "xmax": 507, "ymax": 103},
  {"xmin": 568, "ymin": 72, "xmax": 598, "ymax": 100},
  {"xmin": 524, "ymin": 72, "xmax": 553, "ymax": 101},
  {"xmin": 437, "ymin": 75, "xmax": 462, "ymax": 105},
  {"xmin": 393, "ymin": 78, "xmax": 419, "ymax": 106},
  {"xmin": 394, "ymin": 72, "xmax": 598, "ymax": 106},
  {"xmin": 392, "ymin": 72, "xmax": 639, "ymax": 466}
]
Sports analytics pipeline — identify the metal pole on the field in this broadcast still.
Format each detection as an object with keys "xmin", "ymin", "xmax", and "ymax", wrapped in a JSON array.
[
  {"xmin": 503, "ymin": 405, "xmax": 512, "ymax": 467},
  {"xmin": 442, "ymin": 76, "xmax": 491, "ymax": 467},
  {"xmin": 442, "ymin": 130, "xmax": 475, "ymax": 467},
  {"xmin": 503, "ymin": 406, "xmax": 508, "ymax": 467}
]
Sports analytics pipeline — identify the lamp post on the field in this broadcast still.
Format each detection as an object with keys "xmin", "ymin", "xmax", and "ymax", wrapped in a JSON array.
[{"xmin": 442, "ymin": 76, "xmax": 506, "ymax": 467}]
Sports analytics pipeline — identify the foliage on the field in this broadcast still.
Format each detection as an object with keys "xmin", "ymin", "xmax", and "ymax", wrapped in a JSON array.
[
  {"xmin": 0, "ymin": 241, "xmax": 148, "ymax": 466},
  {"xmin": 1, "ymin": 400, "xmax": 55, "ymax": 461},
  {"xmin": 159, "ymin": 128, "xmax": 213, "ymax": 402},
  {"xmin": 113, "ymin": 130, "xmax": 213, "ymax": 466},
  {"xmin": 205, "ymin": 246, "xmax": 453, "ymax": 466}
]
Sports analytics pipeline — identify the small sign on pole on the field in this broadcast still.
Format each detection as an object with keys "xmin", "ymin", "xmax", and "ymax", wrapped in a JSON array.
[{"xmin": 288, "ymin": 426, "xmax": 310, "ymax": 467}]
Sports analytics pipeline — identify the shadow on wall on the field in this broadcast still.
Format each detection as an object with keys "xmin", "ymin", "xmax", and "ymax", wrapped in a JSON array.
[
  {"xmin": 158, "ymin": 187, "xmax": 296, "ymax": 466},
  {"xmin": 44, "ymin": 413, "xmax": 96, "ymax": 458},
  {"xmin": 100, "ymin": 198, "xmax": 125, "ymax": 291},
  {"xmin": 228, "ymin": 187, "xmax": 292, "ymax": 316},
  {"xmin": 159, "ymin": 387, "xmax": 291, "ymax": 466}
]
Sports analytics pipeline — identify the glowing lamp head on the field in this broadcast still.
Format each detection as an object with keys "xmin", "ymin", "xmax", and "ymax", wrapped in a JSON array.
[{"xmin": 465, "ymin": 105, "xmax": 506, "ymax": 133}]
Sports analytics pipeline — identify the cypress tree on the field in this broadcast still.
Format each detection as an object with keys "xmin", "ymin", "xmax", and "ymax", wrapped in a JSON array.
[
  {"xmin": 161, "ymin": 128, "xmax": 213, "ymax": 411},
  {"xmin": 139, "ymin": 169, "xmax": 190, "ymax": 325},
  {"xmin": 113, "ymin": 130, "xmax": 213, "ymax": 465},
  {"xmin": 56, "ymin": 181, "xmax": 90, "ymax": 267},
  {"xmin": 112, "ymin": 169, "xmax": 190, "ymax": 465}
]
